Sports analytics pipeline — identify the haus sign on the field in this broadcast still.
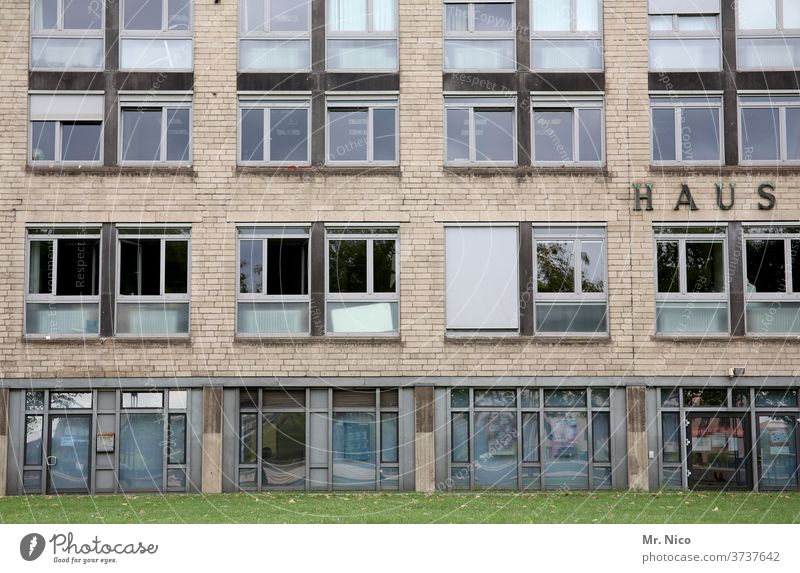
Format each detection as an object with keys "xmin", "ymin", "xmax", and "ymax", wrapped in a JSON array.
[{"xmin": 631, "ymin": 182, "xmax": 776, "ymax": 211}]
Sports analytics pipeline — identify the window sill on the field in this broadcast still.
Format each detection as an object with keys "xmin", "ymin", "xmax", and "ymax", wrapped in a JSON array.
[
  {"xmin": 111, "ymin": 336, "xmax": 192, "ymax": 345},
  {"xmin": 22, "ymin": 336, "xmax": 192, "ymax": 345},
  {"xmin": 235, "ymin": 165, "xmax": 402, "ymax": 177},
  {"xmin": 23, "ymin": 335, "xmax": 101, "ymax": 344},
  {"xmin": 234, "ymin": 335, "xmax": 401, "ymax": 344},
  {"xmin": 27, "ymin": 165, "xmax": 197, "ymax": 177},
  {"xmin": 444, "ymin": 334, "xmax": 610, "ymax": 344},
  {"xmin": 444, "ymin": 166, "xmax": 610, "ymax": 177},
  {"xmin": 649, "ymin": 165, "xmax": 800, "ymax": 175},
  {"xmin": 649, "ymin": 334, "xmax": 800, "ymax": 343}
]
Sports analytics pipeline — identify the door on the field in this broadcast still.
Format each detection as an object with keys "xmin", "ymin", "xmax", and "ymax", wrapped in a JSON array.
[
  {"xmin": 688, "ymin": 414, "xmax": 751, "ymax": 490},
  {"xmin": 47, "ymin": 415, "xmax": 91, "ymax": 493},
  {"xmin": 757, "ymin": 415, "xmax": 800, "ymax": 490}
]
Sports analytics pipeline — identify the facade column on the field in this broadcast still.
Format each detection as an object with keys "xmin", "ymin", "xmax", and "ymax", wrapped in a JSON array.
[
  {"xmin": 0, "ymin": 388, "xmax": 8, "ymax": 497},
  {"xmin": 201, "ymin": 387, "xmax": 224, "ymax": 494},
  {"xmin": 414, "ymin": 386, "xmax": 435, "ymax": 492},
  {"xmin": 626, "ymin": 386, "xmax": 649, "ymax": 491}
]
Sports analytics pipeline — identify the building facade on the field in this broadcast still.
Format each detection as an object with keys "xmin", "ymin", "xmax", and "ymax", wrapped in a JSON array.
[{"xmin": 1, "ymin": 0, "xmax": 800, "ymax": 496}]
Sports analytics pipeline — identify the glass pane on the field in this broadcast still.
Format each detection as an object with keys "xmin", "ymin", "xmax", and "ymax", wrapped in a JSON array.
[
  {"xmin": 685, "ymin": 241, "xmax": 725, "ymax": 293},
  {"xmin": 332, "ymin": 412, "xmax": 376, "ymax": 488},
  {"xmin": 661, "ymin": 412, "xmax": 681, "ymax": 463},
  {"xmin": 372, "ymin": 108, "xmax": 396, "ymax": 162},
  {"xmin": 167, "ymin": 467, "xmax": 186, "ymax": 491},
  {"xmin": 522, "ymin": 466, "xmax": 541, "ymax": 490},
  {"xmin": 28, "ymin": 241, "xmax": 53, "ymax": 294},
  {"xmin": 531, "ymin": 39, "xmax": 602, "ymax": 70},
  {"xmin": 593, "ymin": 466, "xmax": 611, "ymax": 489},
  {"xmin": 239, "ymin": 239, "xmax": 263, "ymax": 294},
  {"xmin": 474, "ymin": 110, "xmax": 514, "ymax": 162},
  {"xmin": 122, "ymin": 391, "xmax": 163, "ymax": 408},
  {"xmin": 326, "ymin": 301, "xmax": 398, "ymax": 333},
  {"xmin": 521, "ymin": 389, "xmax": 539, "ymax": 408},
  {"xmin": 239, "ymin": 467, "xmax": 257, "ymax": 488},
  {"xmin": 237, "ymin": 301, "xmax": 309, "ymax": 334},
  {"xmin": 474, "ymin": 3, "xmax": 513, "ymax": 32},
  {"xmin": 656, "ymin": 301, "xmax": 728, "ymax": 333},
  {"xmin": 266, "ymin": 238, "xmax": 308, "ymax": 295},
  {"xmin": 124, "ymin": 0, "xmax": 163, "ymax": 30},
  {"xmin": 167, "ymin": 0, "xmax": 191, "ymax": 29},
  {"xmin": 532, "ymin": 0, "xmax": 570, "ymax": 31},
  {"xmin": 380, "ymin": 466, "xmax": 399, "ymax": 490},
  {"xmin": 576, "ymin": 0, "xmax": 599, "ymax": 31},
  {"xmin": 166, "ymin": 108, "xmax": 190, "ymax": 162},
  {"xmin": 380, "ymin": 389, "xmax": 398, "ymax": 408},
  {"xmin": 533, "ymin": 110, "xmax": 573, "ymax": 162},
  {"xmin": 31, "ymin": 121, "xmax": 56, "ymax": 161},
  {"xmin": 591, "ymin": 388, "xmax": 610, "ymax": 408},
  {"xmin": 755, "ymin": 389, "xmax": 798, "ymax": 408},
  {"xmin": 787, "ymin": 109, "xmax": 800, "ymax": 160},
  {"xmin": 688, "ymin": 416, "xmax": 749, "ymax": 489},
  {"xmin": 333, "ymin": 389, "xmax": 374, "ymax": 408},
  {"xmin": 373, "ymin": 239, "xmax": 396, "ymax": 293},
  {"xmin": 242, "ymin": 0, "xmax": 266, "ymax": 31},
  {"xmin": 577, "ymin": 108, "xmax": 602, "ymax": 162},
  {"xmin": 651, "ymin": 108, "xmax": 675, "ymax": 161},
  {"xmin": 119, "ymin": 38, "xmax": 193, "ymax": 70},
  {"xmin": 239, "ymin": 39, "xmax": 310, "ymax": 70},
  {"xmin": 168, "ymin": 414, "xmax": 186, "ymax": 464},
  {"xmin": 452, "ymin": 411, "xmax": 469, "ymax": 462},
  {"xmin": 740, "ymin": 107, "xmax": 780, "ymax": 162},
  {"xmin": 649, "ymin": 38, "xmax": 721, "ymax": 71},
  {"xmin": 581, "ymin": 240, "xmax": 604, "ymax": 292},
  {"xmin": 759, "ymin": 415, "xmax": 798, "ymax": 488},
  {"xmin": 738, "ymin": 0, "xmax": 777, "ymax": 30},
  {"xmin": 169, "ymin": 390, "xmax": 188, "ymax": 409},
  {"xmin": 30, "ymin": 37, "xmax": 104, "ymax": 69},
  {"xmin": 329, "ymin": 239, "xmax": 367, "ymax": 293},
  {"xmin": 262, "ymin": 412, "xmax": 306, "ymax": 488},
  {"xmin": 537, "ymin": 240, "xmax": 575, "ymax": 293},
  {"xmin": 26, "ymin": 303, "xmax": 100, "ymax": 335},
  {"xmin": 122, "ymin": 109, "xmax": 162, "ymax": 162},
  {"xmin": 165, "ymin": 240, "xmax": 188, "ymax": 294},
  {"xmin": 535, "ymin": 302, "xmax": 607, "ymax": 333},
  {"xmin": 23, "ymin": 470, "xmax": 42, "ymax": 492},
  {"xmin": 544, "ymin": 411, "xmax": 589, "ymax": 489},
  {"xmin": 61, "ymin": 122, "xmax": 101, "ymax": 162},
  {"xmin": 444, "ymin": 39, "xmax": 515, "ymax": 70},
  {"xmin": 680, "ymin": 108, "xmax": 720, "ymax": 161},
  {"xmin": 119, "ymin": 413, "xmax": 165, "ymax": 491},
  {"xmin": 117, "ymin": 302, "xmax": 190, "ymax": 335},
  {"xmin": 445, "ymin": 108, "xmax": 470, "ymax": 161},
  {"xmin": 240, "ymin": 388, "xmax": 259, "ymax": 409},
  {"xmin": 474, "ymin": 389, "xmax": 516, "ymax": 408},
  {"xmin": 32, "ymin": 0, "xmax": 57, "ymax": 29},
  {"xmin": 373, "ymin": 0, "xmax": 396, "ymax": 31},
  {"xmin": 683, "ymin": 389, "xmax": 727, "ymax": 407},
  {"xmin": 325, "ymin": 39, "xmax": 397, "ymax": 70},
  {"xmin": 380, "ymin": 413, "xmax": 398, "ymax": 463},
  {"xmin": 522, "ymin": 412, "xmax": 539, "ymax": 462},
  {"xmin": 677, "ymin": 15, "xmax": 717, "ymax": 31},
  {"xmin": 445, "ymin": 3, "xmax": 468, "ymax": 31},
  {"xmin": 120, "ymin": 239, "xmax": 160, "ymax": 296},
  {"xmin": 25, "ymin": 415, "xmax": 43, "ymax": 466},
  {"xmin": 49, "ymin": 392, "xmax": 92, "ymax": 409},
  {"xmin": 451, "ymin": 388, "xmax": 469, "ymax": 409},
  {"xmin": 329, "ymin": 0, "xmax": 368, "ymax": 31},
  {"xmin": 746, "ymin": 240, "xmax": 786, "ymax": 293},
  {"xmin": 749, "ymin": 302, "xmax": 800, "ymax": 334},
  {"xmin": 55, "ymin": 238, "xmax": 99, "ymax": 295},
  {"xmin": 733, "ymin": 389, "xmax": 750, "ymax": 408},
  {"xmin": 240, "ymin": 412, "xmax": 258, "ymax": 464},
  {"xmin": 26, "ymin": 391, "xmax": 45, "ymax": 411},
  {"xmin": 263, "ymin": 389, "xmax": 306, "ymax": 408},
  {"xmin": 450, "ymin": 466, "xmax": 470, "ymax": 489},
  {"xmin": 662, "ymin": 466, "xmax": 683, "ymax": 488},
  {"xmin": 656, "ymin": 241, "xmax": 680, "ymax": 293},
  {"xmin": 544, "ymin": 389, "xmax": 586, "ymax": 408},
  {"xmin": 785, "ymin": 0, "xmax": 800, "ymax": 28},
  {"xmin": 649, "ymin": 15, "xmax": 672, "ymax": 31},
  {"xmin": 661, "ymin": 388, "xmax": 680, "ymax": 407},
  {"xmin": 270, "ymin": 108, "xmax": 308, "ymax": 163},
  {"xmin": 47, "ymin": 415, "xmax": 91, "ymax": 492},
  {"xmin": 474, "ymin": 411, "xmax": 518, "ymax": 489},
  {"xmin": 270, "ymin": 0, "xmax": 309, "ymax": 31},
  {"xmin": 328, "ymin": 109, "xmax": 368, "ymax": 161}
]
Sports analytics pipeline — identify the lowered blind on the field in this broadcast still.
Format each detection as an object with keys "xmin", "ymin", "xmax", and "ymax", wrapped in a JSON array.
[
  {"xmin": 648, "ymin": 0, "xmax": 720, "ymax": 14},
  {"xmin": 29, "ymin": 94, "xmax": 104, "ymax": 121}
]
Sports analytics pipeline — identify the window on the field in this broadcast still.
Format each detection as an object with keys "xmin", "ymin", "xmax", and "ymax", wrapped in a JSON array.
[
  {"xmin": 29, "ymin": 94, "xmax": 103, "ymax": 165},
  {"xmin": 531, "ymin": 0, "xmax": 602, "ymax": 71},
  {"xmin": 531, "ymin": 95, "xmax": 603, "ymax": 165},
  {"xmin": 648, "ymin": 0, "xmax": 721, "ymax": 71},
  {"xmin": 444, "ymin": 96, "xmax": 516, "ymax": 165},
  {"xmin": 450, "ymin": 388, "xmax": 612, "ymax": 490},
  {"xmin": 119, "ymin": 95, "xmax": 191, "ymax": 165},
  {"xmin": 116, "ymin": 227, "xmax": 190, "ymax": 337},
  {"xmin": 654, "ymin": 225, "xmax": 729, "ymax": 335},
  {"xmin": 30, "ymin": 0, "xmax": 104, "ymax": 69},
  {"xmin": 326, "ymin": 0, "xmax": 398, "ymax": 70},
  {"xmin": 650, "ymin": 96, "xmax": 723, "ymax": 165},
  {"xmin": 445, "ymin": 225, "xmax": 519, "ymax": 332},
  {"xmin": 25, "ymin": 226, "xmax": 101, "ymax": 337},
  {"xmin": 533, "ymin": 226, "xmax": 607, "ymax": 334},
  {"xmin": 326, "ymin": 227, "xmax": 398, "ymax": 335},
  {"xmin": 739, "ymin": 95, "xmax": 800, "ymax": 164},
  {"xmin": 237, "ymin": 226, "xmax": 310, "ymax": 335},
  {"xmin": 443, "ymin": 0, "xmax": 515, "ymax": 71},
  {"xmin": 744, "ymin": 225, "xmax": 800, "ymax": 334},
  {"xmin": 326, "ymin": 96, "xmax": 398, "ymax": 165},
  {"xmin": 120, "ymin": 0, "xmax": 193, "ymax": 70},
  {"xmin": 240, "ymin": 0, "xmax": 311, "ymax": 70},
  {"xmin": 738, "ymin": 0, "xmax": 800, "ymax": 70},
  {"xmin": 239, "ymin": 95, "xmax": 310, "ymax": 165}
]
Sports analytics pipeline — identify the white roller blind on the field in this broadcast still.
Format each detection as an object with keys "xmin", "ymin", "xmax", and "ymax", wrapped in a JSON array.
[
  {"xmin": 29, "ymin": 94, "xmax": 104, "ymax": 121},
  {"xmin": 445, "ymin": 226, "xmax": 519, "ymax": 330},
  {"xmin": 648, "ymin": 0, "xmax": 719, "ymax": 15}
]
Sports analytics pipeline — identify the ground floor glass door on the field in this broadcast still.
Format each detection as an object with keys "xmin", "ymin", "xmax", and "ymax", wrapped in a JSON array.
[
  {"xmin": 688, "ymin": 414, "xmax": 750, "ymax": 489},
  {"xmin": 47, "ymin": 414, "xmax": 91, "ymax": 493},
  {"xmin": 758, "ymin": 415, "xmax": 799, "ymax": 489}
]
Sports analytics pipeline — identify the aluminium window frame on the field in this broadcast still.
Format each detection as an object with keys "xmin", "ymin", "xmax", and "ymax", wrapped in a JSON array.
[
  {"xmin": 238, "ymin": 0, "xmax": 312, "ymax": 72},
  {"xmin": 443, "ymin": 94, "xmax": 518, "ymax": 166},
  {"xmin": 529, "ymin": 0, "xmax": 603, "ymax": 73},
  {"xmin": 650, "ymin": 94, "xmax": 725, "ymax": 166},
  {"xmin": 736, "ymin": 0, "xmax": 800, "ymax": 71},
  {"xmin": 530, "ymin": 93, "xmax": 605, "ymax": 167},
  {"xmin": 325, "ymin": 95, "xmax": 400, "ymax": 166},
  {"xmin": 738, "ymin": 93, "xmax": 800, "ymax": 166},
  {"xmin": 647, "ymin": 12, "xmax": 722, "ymax": 72},
  {"xmin": 532, "ymin": 224, "xmax": 608, "ymax": 336},
  {"xmin": 118, "ymin": 93, "xmax": 193, "ymax": 166},
  {"xmin": 119, "ymin": 0, "xmax": 194, "ymax": 71},
  {"xmin": 237, "ymin": 93, "xmax": 312, "ymax": 166},
  {"xmin": 114, "ymin": 225, "xmax": 192, "ymax": 338},
  {"xmin": 29, "ymin": 0, "xmax": 105, "ymax": 71},
  {"xmin": 325, "ymin": 0, "xmax": 399, "ymax": 72},
  {"xmin": 652, "ymin": 223, "xmax": 730, "ymax": 335},
  {"xmin": 24, "ymin": 224, "xmax": 103, "ymax": 339},
  {"xmin": 324, "ymin": 225, "xmax": 400, "ymax": 336},
  {"xmin": 28, "ymin": 120, "xmax": 104, "ymax": 167},
  {"xmin": 442, "ymin": 0, "xmax": 517, "ymax": 72},
  {"xmin": 235, "ymin": 225, "xmax": 312, "ymax": 337}
]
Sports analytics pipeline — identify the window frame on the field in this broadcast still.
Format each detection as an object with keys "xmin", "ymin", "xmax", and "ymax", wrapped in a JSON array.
[
  {"xmin": 532, "ymin": 224, "xmax": 608, "ymax": 336},
  {"xmin": 738, "ymin": 94, "xmax": 800, "ymax": 165},
  {"xmin": 325, "ymin": 0, "xmax": 399, "ymax": 72},
  {"xmin": 530, "ymin": 94, "xmax": 604, "ymax": 166},
  {"xmin": 238, "ymin": 0, "xmax": 312, "ymax": 72},
  {"xmin": 324, "ymin": 225, "xmax": 400, "ymax": 336},
  {"xmin": 118, "ymin": 95, "xmax": 192, "ymax": 166},
  {"xmin": 29, "ymin": 0, "xmax": 105, "ymax": 71},
  {"xmin": 529, "ymin": 0, "xmax": 603, "ymax": 72},
  {"xmin": 648, "ymin": 13, "xmax": 722, "ymax": 72},
  {"xmin": 442, "ymin": 0, "xmax": 517, "ymax": 72},
  {"xmin": 650, "ymin": 95, "xmax": 724, "ymax": 166},
  {"xmin": 237, "ymin": 94, "xmax": 312, "ymax": 166},
  {"xmin": 325, "ymin": 96, "xmax": 399, "ymax": 166},
  {"xmin": 24, "ymin": 225, "xmax": 103, "ymax": 339},
  {"xmin": 114, "ymin": 225, "xmax": 192, "ymax": 338},
  {"xmin": 119, "ymin": 0, "xmax": 194, "ymax": 71},
  {"xmin": 736, "ymin": 0, "xmax": 800, "ymax": 71},
  {"xmin": 443, "ymin": 95, "xmax": 518, "ymax": 166},
  {"xmin": 235, "ymin": 225, "xmax": 312, "ymax": 337}
]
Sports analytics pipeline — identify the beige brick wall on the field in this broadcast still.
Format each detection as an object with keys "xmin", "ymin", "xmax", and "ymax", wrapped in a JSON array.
[{"xmin": 0, "ymin": 0, "xmax": 798, "ymax": 381}]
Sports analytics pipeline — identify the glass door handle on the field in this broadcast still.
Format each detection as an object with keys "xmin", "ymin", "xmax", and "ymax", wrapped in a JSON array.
[{"xmin": 45, "ymin": 456, "xmax": 57, "ymax": 467}]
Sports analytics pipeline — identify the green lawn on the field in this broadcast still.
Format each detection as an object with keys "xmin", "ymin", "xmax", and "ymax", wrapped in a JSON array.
[{"xmin": 2, "ymin": 491, "xmax": 800, "ymax": 523}]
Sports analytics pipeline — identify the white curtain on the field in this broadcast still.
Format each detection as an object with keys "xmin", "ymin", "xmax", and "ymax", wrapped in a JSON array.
[
  {"xmin": 445, "ymin": 40, "xmax": 514, "ymax": 70},
  {"xmin": 372, "ymin": 0, "xmax": 396, "ymax": 32},
  {"xmin": 31, "ymin": 38, "xmax": 104, "ymax": 69},
  {"xmin": 532, "ymin": 39, "xmax": 601, "ymax": 70},
  {"xmin": 532, "ymin": 0, "xmax": 571, "ymax": 32},
  {"xmin": 327, "ymin": 39, "xmax": 396, "ymax": 69},
  {"xmin": 240, "ymin": 39, "xmax": 310, "ymax": 70},
  {"xmin": 329, "ymin": 0, "xmax": 368, "ymax": 32}
]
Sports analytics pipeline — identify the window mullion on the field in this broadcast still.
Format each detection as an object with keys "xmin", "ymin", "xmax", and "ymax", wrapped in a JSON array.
[
  {"xmin": 55, "ymin": 122, "xmax": 62, "ymax": 162},
  {"xmin": 571, "ymin": 0, "xmax": 577, "ymax": 33},
  {"xmin": 265, "ymin": 0, "xmax": 271, "ymax": 33},
  {"xmin": 366, "ymin": 238, "xmax": 374, "ymax": 294},
  {"xmin": 573, "ymin": 108, "xmax": 580, "ymax": 163},
  {"xmin": 264, "ymin": 106, "xmax": 270, "ymax": 162},
  {"xmin": 679, "ymin": 238, "xmax": 687, "ymax": 294},
  {"xmin": 469, "ymin": 108, "xmax": 476, "ymax": 162},
  {"xmin": 574, "ymin": 239, "xmax": 581, "ymax": 295},
  {"xmin": 468, "ymin": 4, "xmax": 475, "ymax": 33},
  {"xmin": 786, "ymin": 238, "xmax": 793, "ymax": 294},
  {"xmin": 163, "ymin": 0, "xmax": 170, "ymax": 32},
  {"xmin": 161, "ymin": 107, "xmax": 168, "ymax": 162},
  {"xmin": 780, "ymin": 106, "xmax": 788, "ymax": 162},
  {"xmin": 367, "ymin": 107, "xmax": 374, "ymax": 162},
  {"xmin": 52, "ymin": 239, "xmax": 59, "ymax": 296},
  {"xmin": 674, "ymin": 107, "xmax": 682, "ymax": 162}
]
